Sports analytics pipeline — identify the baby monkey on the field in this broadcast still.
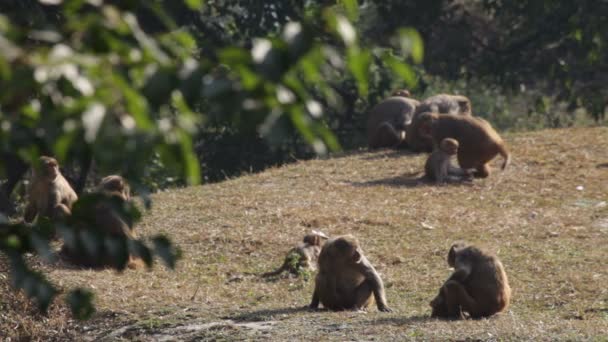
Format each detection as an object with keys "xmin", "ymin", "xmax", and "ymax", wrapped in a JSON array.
[
  {"xmin": 424, "ymin": 138, "xmax": 472, "ymax": 183},
  {"xmin": 262, "ymin": 230, "xmax": 329, "ymax": 277}
]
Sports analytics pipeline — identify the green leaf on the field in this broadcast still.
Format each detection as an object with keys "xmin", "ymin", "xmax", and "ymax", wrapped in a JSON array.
[
  {"xmin": 341, "ymin": 0, "xmax": 359, "ymax": 22},
  {"xmin": 397, "ymin": 28, "xmax": 424, "ymax": 64},
  {"xmin": 346, "ymin": 46, "xmax": 371, "ymax": 96},
  {"xmin": 184, "ymin": 0, "xmax": 204, "ymax": 11},
  {"xmin": 383, "ymin": 53, "xmax": 417, "ymax": 88}
]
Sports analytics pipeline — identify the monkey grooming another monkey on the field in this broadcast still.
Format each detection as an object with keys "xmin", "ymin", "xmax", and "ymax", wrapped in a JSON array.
[
  {"xmin": 262, "ymin": 230, "xmax": 329, "ymax": 277},
  {"xmin": 417, "ymin": 113, "xmax": 510, "ymax": 178},
  {"xmin": 406, "ymin": 94, "xmax": 472, "ymax": 152},
  {"xmin": 309, "ymin": 235, "xmax": 392, "ymax": 312},
  {"xmin": 367, "ymin": 90, "xmax": 420, "ymax": 149},
  {"xmin": 430, "ymin": 242, "xmax": 511, "ymax": 319},
  {"xmin": 60, "ymin": 175, "xmax": 144, "ymax": 270},
  {"xmin": 424, "ymin": 138, "xmax": 472, "ymax": 183},
  {"xmin": 24, "ymin": 156, "xmax": 78, "ymax": 223}
]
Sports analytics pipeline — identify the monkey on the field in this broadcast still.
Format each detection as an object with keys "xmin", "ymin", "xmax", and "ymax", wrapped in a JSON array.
[
  {"xmin": 367, "ymin": 90, "xmax": 420, "ymax": 149},
  {"xmin": 23, "ymin": 156, "xmax": 78, "ymax": 223},
  {"xmin": 430, "ymin": 242, "xmax": 511, "ymax": 319},
  {"xmin": 60, "ymin": 175, "xmax": 144, "ymax": 270},
  {"xmin": 416, "ymin": 94, "xmax": 472, "ymax": 116},
  {"xmin": 262, "ymin": 230, "xmax": 329, "ymax": 277},
  {"xmin": 309, "ymin": 235, "xmax": 392, "ymax": 312},
  {"xmin": 416, "ymin": 112, "xmax": 510, "ymax": 178},
  {"xmin": 406, "ymin": 94, "xmax": 472, "ymax": 152},
  {"xmin": 97, "ymin": 175, "xmax": 131, "ymax": 201},
  {"xmin": 424, "ymin": 138, "xmax": 472, "ymax": 183}
]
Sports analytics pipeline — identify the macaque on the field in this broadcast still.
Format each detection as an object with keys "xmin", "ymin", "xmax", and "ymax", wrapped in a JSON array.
[
  {"xmin": 430, "ymin": 243, "xmax": 511, "ymax": 319},
  {"xmin": 406, "ymin": 94, "xmax": 472, "ymax": 152},
  {"xmin": 60, "ymin": 175, "xmax": 144, "ymax": 270},
  {"xmin": 24, "ymin": 156, "xmax": 78, "ymax": 223},
  {"xmin": 98, "ymin": 175, "xmax": 131, "ymax": 201},
  {"xmin": 367, "ymin": 90, "xmax": 420, "ymax": 149},
  {"xmin": 424, "ymin": 138, "xmax": 472, "ymax": 183},
  {"xmin": 262, "ymin": 230, "xmax": 329, "ymax": 277},
  {"xmin": 309, "ymin": 235, "xmax": 391, "ymax": 312},
  {"xmin": 416, "ymin": 94, "xmax": 472, "ymax": 116},
  {"xmin": 417, "ymin": 113, "xmax": 510, "ymax": 178}
]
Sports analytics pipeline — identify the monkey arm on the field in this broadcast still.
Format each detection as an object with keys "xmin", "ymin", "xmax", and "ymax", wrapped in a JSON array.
[
  {"xmin": 445, "ymin": 260, "xmax": 472, "ymax": 284},
  {"xmin": 359, "ymin": 258, "xmax": 392, "ymax": 312},
  {"xmin": 309, "ymin": 284, "xmax": 320, "ymax": 309}
]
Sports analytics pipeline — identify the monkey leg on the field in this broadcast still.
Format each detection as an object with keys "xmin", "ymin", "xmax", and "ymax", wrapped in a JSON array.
[
  {"xmin": 473, "ymin": 163, "xmax": 490, "ymax": 178},
  {"xmin": 443, "ymin": 280, "xmax": 479, "ymax": 318},
  {"xmin": 127, "ymin": 255, "xmax": 145, "ymax": 269},
  {"xmin": 374, "ymin": 123, "xmax": 402, "ymax": 148},
  {"xmin": 352, "ymin": 281, "xmax": 374, "ymax": 310}
]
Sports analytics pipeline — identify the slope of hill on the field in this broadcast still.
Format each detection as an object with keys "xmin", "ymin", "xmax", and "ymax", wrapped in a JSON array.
[{"xmin": 2, "ymin": 126, "xmax": 608, "ymax": 341}]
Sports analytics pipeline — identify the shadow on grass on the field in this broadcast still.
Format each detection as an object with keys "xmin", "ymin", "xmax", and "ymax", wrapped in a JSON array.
[
  {"xmin": 361, "ymin": 149, "xmax": 421, "ymax": 161},
  {"xmin": 349, "ymin": 174, "xmax": 474, "ymax": 188},
  {"xmin": 363, "ymin": 314, "xmax": 431, "ymax": 326},
  {"xmin": 597, "ymin": 163, "xmax": 608, "ymax": 169},
  {"xmin": 226, "ymin": 306, "xmax": 309, "ymax": 322}
]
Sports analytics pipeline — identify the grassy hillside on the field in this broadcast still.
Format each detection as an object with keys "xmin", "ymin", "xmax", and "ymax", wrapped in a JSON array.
[{"xmin": 2, "ymin": 126, "xmax": 608, "ymax": 341}]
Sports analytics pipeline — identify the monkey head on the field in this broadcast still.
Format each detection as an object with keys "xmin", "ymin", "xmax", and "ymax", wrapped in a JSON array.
[
  {"xmin": 447, "ymin": 242, "xmax": 468, "ymax": 267},
  {"xmin": 392, "ymin": 89, "xmax": 411, "ymax": 98},
  {"xmin": 457, "ymin": 100, "xmax": 470, "ymax": 115},
  {"xmin": 36, "ymin": 156, "xmax": 59, "ymax": 180},
  {"xmin": 98, "ymin": 175, "xmax": 131, "ymax": 201},
  {"xmin": 439, "ymin": 138, "xmax": 459, "ymax": 155},
  {"xmin": 416, "ymin": 112, "xmax": 439, "ymax": 139},
  {"xmin": 331, "ymin": 235, "xmax": 363, "ymax": 263}
]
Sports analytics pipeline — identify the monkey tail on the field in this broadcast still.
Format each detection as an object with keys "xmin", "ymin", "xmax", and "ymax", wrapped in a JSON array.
[
  {"xmin": 499, "ymin": 145, "xmax": 511, "ymax": 170},
  {"xmin": 261, "ymin": 263, "xmax": 287, "ymax": 277}
]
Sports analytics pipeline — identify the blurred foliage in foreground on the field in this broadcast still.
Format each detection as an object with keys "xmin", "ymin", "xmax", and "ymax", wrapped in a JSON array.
[{"xmin": 0, "ymin": 0, "xmax": 420, "ymax": 318}]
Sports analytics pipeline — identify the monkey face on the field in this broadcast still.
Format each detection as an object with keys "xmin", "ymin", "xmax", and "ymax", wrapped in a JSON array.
[
  {"xmin": 440, "ymin": 138, "xmax": 459, "ymax": 155},
  {"xmin": 99, "ymin": 175, "xmax": 131, "ymax": 200},
  {"xmin": 39, "ymin": 157, "xmax": 59, "ymax": 179},
  {"xmin": 447, "ymin": 242, "xmax": 467, "ymax": 267}
]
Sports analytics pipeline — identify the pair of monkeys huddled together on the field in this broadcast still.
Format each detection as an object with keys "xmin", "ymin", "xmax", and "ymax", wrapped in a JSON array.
[
  {"xmin": 265, "ymin": 232, "xmax": 511, "ymax": 319},
  {"xmin": 367, "ymin": 90, "xmax": 511, "ymax": 183},
  {"xmin": 23, "ymin": 156, "xmax": 143, "ymax": 270}
]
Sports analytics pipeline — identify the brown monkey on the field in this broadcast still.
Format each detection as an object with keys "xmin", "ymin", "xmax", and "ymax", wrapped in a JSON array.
[
  {"xmin": 406, "ymin": 94, "xmax": 472, "ymax": 152},
  {"xmin": 417, "ymin": 113, "xmax": 510, "ymax": 178},
  {"xmin": 430, "ymin": 243, "xmax": 511, "ymax": 319},
  {"xmin": 262, "ymin": 230, "xmax": 329, "ymax": 277},
  {"xmin": 98, "ymin": 175, "xmax": 131, "ymax": 201},
  {"xmin": 60, "ymin": 175, "xmax": 144, "ymax": 270},
  {"xmin": 367, "ymin": 90, "xmax": 420, "ymax": 149},
  {"xmin": 309, "ymin": 235, "xmax": 391, "ymax": 312},
  {"xmin": 424, "ymin": 138, "xmax": 472, "ymax": 183},
  {"xmin": 24, "ymin": 156, "xmax": 78, "ymax": 223},
  {"xmin": 416, "ymin": 94, "xmax": 472, "ymax": 116}
]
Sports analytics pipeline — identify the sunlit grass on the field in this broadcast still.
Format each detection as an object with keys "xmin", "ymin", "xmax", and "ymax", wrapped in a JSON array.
[{"xmin": 2, "ymin": 126, "xmax": 607, "ymax": 340}]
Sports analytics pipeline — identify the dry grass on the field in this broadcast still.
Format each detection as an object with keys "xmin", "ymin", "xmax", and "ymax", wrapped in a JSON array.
[{"xmin": 2, "ymin": 126, "xmax": 608, "ymax": 341}]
